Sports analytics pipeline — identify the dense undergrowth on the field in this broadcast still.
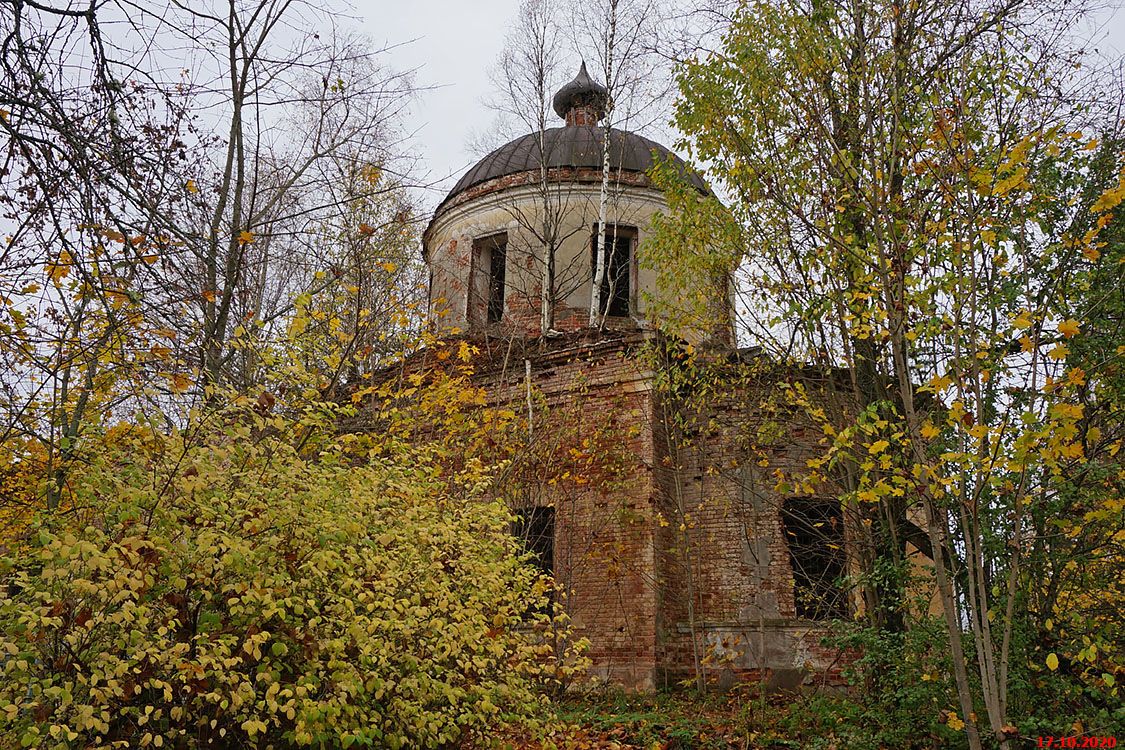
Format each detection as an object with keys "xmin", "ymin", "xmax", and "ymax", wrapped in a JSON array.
[{"xmin": 0, "ymin": 390, "xmax": 579, "ymax": 749}]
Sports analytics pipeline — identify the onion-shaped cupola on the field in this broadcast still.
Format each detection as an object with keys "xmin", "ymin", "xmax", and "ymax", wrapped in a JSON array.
[{"xmin": 552, "ymin": 60, "xmax": 608, "ymax": 126}]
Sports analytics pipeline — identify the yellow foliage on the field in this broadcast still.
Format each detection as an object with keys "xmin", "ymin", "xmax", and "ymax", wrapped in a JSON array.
[
  {"xmin": 1057, "ymin": 319, "xmax": 1081, "ymax": 338},
  {"xmin": 0, "ymin": 397, "xmax": 577, "ymax": 747},
  {"xmin": 46, "ymin": 250, "xmax": 72, "ymax": 283}
]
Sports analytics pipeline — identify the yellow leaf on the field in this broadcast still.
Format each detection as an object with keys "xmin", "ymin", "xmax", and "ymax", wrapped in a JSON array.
[
  {"xmin": 380, "ymin": 261, "xmax": 398, "ymax": 273},
  {"xmin": 361, "ymin": 164, "xmax": 382, "ymax": 184},
  {"xmin": 921, "ymin": 422, "xmax": 940, "ymax": 440},
  {"xmin": 994, "ymin": 167, "xmax": 1029, "ymax": 196},
  {"xmin": 1082, "ymin": 245, "xmax": 1101, "ymax": 262},
  {"xmin": 1019, "ymin": 335, "xmax": 1034, "ymax": 353},
  {"xmin": 46, "ymin": 250, "xmax": 72, "ymax": 283},
  {"xmin": 201, "ymin": 290, "xmax": 217, "ymax": 303},
  {"xmin": 169, "ymin": 374, "xmax": 191, "ymax": 393},
  {"xmin": 238, "ymin": 230, "xmax": 255, "ymax": 245},
  {"xmin": 1012, "ymin": 310, "xmax": 1033, "ymax": 330},
  {"xmin": 186, "ymin": 179, "xmax": 199, "ymax": 194},
  {"xmin": 947, "ymin": 712, "xmax": 965, "ymax": 731},
  {"xmin": 1047, "ymin": 344, "xmax": 1069, "ymax": 361},
  {"xmin": 868, "ymin": 440, "xmax": 889, "ymax": 455},
  {"xmin": 1057, "ymin": 319, "xmax": 1081, "ymax": 338},
  {"xmin": 1091, "ymin": 182, "xmax": 1125, "ymax": 214},
  {"xmin": 1046, "ymin": 652, "xmax": 1059, "ymax": 671},
  {"xmin": 928, "ymin": 373, "xmax": 954, "ymax": 392}
]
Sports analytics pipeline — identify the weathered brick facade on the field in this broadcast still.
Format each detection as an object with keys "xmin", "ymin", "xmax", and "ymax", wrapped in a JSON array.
[{"xmin": 413, "ymin": 330, "xmax": 853, "ymax": 692}]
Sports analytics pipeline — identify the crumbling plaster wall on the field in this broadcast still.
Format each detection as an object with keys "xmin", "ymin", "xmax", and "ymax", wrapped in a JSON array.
[{"xmin": 425, "ymin": 176, "xmax": 688, "ymax": 337}]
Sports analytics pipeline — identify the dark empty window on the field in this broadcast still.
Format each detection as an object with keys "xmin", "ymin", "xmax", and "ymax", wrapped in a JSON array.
[
  {"xmin": 781, "ymin": 498, "xmax": 847, "ymax": 620},
  {"xmin": 591, "ymin": 226, "xmax": 634, "ymax": 317},
  {"xmin": 512, "ymin": 506, "xmax": 554, "ymax": 578},
  {"xmin": 471, "ymin": 233, "xmax": 506, "ymax": 326}
]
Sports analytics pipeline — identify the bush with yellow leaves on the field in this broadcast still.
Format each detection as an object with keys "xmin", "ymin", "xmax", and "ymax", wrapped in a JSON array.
[{"xmin": 0, "ymin": 397, "xmax": 569, "ymax": 749}]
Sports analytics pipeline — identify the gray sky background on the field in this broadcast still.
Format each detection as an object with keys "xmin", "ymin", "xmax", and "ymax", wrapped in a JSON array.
[
  {"xmin": 359, "ymin": 0, "xmax": 523, "ymax": 208},
  {"xmin": 357, "ymin": 0, "xmax": 1125, "ymax": 215}
]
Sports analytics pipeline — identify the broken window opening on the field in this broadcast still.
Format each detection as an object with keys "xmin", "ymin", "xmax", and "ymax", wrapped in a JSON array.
[
  {"xmin": 470, "ymin": 233, "xmax": 507, "ymax": 327},
  {"xmin": 591, "ymin": 225, "xmax": 634, "ymax": 317},
  {"xmin": 512, "ymin": 505, "xmax": 554, "ymax": 578},
  {"xmin": 780, "ymin": 497, "xmax": 847, "ymax": 621}
]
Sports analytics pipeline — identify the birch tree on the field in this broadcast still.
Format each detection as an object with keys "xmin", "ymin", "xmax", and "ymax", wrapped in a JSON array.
[
  {"xmin": 572, "ymin": 0, "xmax": 662, "ymax": 326},
  {"xmin": 487, "ymin": 0, "xmax": 576, "ymax": 334}
]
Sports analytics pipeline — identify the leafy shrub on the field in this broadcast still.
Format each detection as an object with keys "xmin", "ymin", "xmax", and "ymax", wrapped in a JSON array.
[
  {"xmin": 763, "ymin": 618, "xmax": 965, "ymax": 750},
  {"xmin": 0, "ymin": 401, "xmax": 564, "ymax": 748}
]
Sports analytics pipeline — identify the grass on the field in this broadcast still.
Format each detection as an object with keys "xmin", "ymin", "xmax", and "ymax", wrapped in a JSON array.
[{"xmin": 481, "ymin": 687, "xmax": 820, "ymax": 749}]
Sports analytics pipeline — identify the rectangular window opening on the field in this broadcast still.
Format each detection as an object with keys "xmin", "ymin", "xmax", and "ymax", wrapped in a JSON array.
[
  {"xmin": 512, "ymin": 505, "xmax": 554, "ymax": 578},
  {"xmin": 471, "ymin": 233, "xmax": 507, "ymax": 326},
  {"xmin": 591, "ymin": 225, "xmax": 634, "ymax": 317},
  {"xmin": 780, "ymin": 497, "xmax": 847, "ymax": 621}
]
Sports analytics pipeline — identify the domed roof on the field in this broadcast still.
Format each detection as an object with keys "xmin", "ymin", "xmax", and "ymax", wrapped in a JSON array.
[
  {"xmin": 552, "ymin": 61, "xmax": 608, "ymax": 119},
  {"xmin": 433, "ymin": 125, "xmax": 708, "ymax": 217},
  {"xmin": 426, "ymin": 63, "xmax": 709, "ymax": 241}
]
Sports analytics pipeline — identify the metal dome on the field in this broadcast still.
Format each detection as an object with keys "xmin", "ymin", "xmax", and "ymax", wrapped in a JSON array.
[
  {"xmin": 433, "ymin": 125, "xmax": 708, "ymax": 217},
  {"xmin": 552, "ymin": 61, "xmax": 608, "ymax": 120}
]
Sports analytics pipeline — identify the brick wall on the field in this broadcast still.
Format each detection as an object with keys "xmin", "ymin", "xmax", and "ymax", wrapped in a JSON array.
[
  {"xmin": 650, "ymin": 367, "xmax": 849, "ymax": 688},
  {"xmin": 363, "ymin": 332, "xmax": 852, "ymax": 691}
]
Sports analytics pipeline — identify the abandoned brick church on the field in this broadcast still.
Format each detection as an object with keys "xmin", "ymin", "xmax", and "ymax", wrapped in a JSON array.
[{"xmin": 419, "ymin": 65, "xmax": 852, "ymax": 690}]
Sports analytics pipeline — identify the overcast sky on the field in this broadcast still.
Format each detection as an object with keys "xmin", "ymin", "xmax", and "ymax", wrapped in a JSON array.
[
  {"xmin": 359, "ymin": 0, "xmax": 523, "ymax": 209},
  {"xmin": 357, "ymin": 0, "xmax": 1125, "ymax": 215}
]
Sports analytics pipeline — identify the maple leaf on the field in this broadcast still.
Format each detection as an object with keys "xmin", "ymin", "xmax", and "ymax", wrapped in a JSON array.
[
  {"xmin": 1057, "ymin": 319, "xmax": 1081, "ymax": 338},
  {"xmin": 168, "ymin": 373, "xmax": 191, "ymax": 393},
  {"xmin": 238, "ymin": 230, "xmax": 255, "ymax": 244},
  {"xmin": 1047, "ymin": 344, "xmax": 1070, "ymax": 360},
  {"xmin": 46, "ymin": 250, "xmax": 72, "ymax": 283}
]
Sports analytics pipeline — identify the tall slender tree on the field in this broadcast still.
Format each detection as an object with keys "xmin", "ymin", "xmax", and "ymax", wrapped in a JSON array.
[{"xmin": 656, "ymin": 0, "xmax": 1122, "ymax": 744}]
